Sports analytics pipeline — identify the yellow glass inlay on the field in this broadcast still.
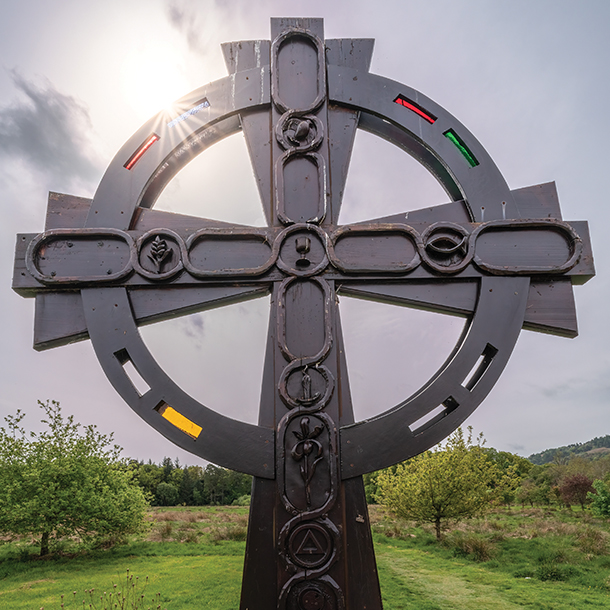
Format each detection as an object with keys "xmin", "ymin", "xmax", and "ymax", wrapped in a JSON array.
[{"xmin": 157, "ymin": 403, "xmax": 202, "ymax": 439}]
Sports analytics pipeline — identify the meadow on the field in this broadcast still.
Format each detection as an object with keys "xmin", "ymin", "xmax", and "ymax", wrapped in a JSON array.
[{"xmin": 1, "ymin": 505, "xmax": 610, "ymax": 609}]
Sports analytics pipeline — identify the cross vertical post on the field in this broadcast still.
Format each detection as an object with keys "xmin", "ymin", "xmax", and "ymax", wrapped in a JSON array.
[{"xmin": 239, "ymin": 18, "xmax": 382, "ymax": 610}]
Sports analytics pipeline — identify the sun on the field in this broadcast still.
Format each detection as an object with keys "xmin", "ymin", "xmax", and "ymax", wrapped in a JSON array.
[{"xmin": 120, "ymin": 42, "xmax": 190, "ymax": 121}]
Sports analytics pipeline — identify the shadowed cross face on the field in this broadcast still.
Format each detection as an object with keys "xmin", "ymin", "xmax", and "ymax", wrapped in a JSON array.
[{"xmin": 13, "ymin": 17, "xmax": 594, "ymax": 610}]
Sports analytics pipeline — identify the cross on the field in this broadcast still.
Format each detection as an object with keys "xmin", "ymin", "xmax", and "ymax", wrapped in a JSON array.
[{"xmin": 13, "ymin": 18, "xmax": 594, "ymax": 610}]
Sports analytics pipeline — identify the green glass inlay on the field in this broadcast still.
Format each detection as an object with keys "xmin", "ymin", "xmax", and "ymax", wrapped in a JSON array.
[{"xmin": 444, "ymin": 129, "xmax": 479, "ymax": 167}]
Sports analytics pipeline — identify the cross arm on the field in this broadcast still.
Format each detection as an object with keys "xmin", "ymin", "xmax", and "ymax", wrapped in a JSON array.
[
  {"xmin": 324, "ymin": 218, "xmax": 592, "ymax": 282},
  {"xmin": 12, "ymin": 194, "xmax": 279, "ymax": 350},
  {"xmin": 338, "ymin": 279, "xmax": 580, "ymax": 338}
]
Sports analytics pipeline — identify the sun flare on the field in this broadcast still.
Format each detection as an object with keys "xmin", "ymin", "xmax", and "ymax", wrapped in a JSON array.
[{"xmin": 121, "ymin": 43, "xmax": 190, "ymax": 121}]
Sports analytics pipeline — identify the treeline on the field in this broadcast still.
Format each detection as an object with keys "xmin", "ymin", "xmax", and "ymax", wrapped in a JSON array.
[
  {"xmin": 364, "ymin": 445, "xmax": 533, "ymax": 507},
  {"xmin": 366, "ymin": 445, "xmax": 610, "ymax": 512},
  {"xmin": 135, "ymin": 446, "xmax": 610, "ymax": 510},
  {"xmin": 128, "ymin": 458, "xmax": 252, "ymax": 506},
  {"xmin": 516, "ymin": 453, "xmax": 610, "ymax": 509},
  {"xmin": 528, "ymin": 435, "xmax": 610, "ymax": 465}
]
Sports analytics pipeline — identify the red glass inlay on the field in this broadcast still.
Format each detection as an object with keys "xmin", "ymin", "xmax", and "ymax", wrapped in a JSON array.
[
  {"xmin": 124, "ymin": 134, "xmax": 160, "ymax": 170},
  {"xmin": 393, "ymin": 95, "xmax": 436, "ymax": 124}
]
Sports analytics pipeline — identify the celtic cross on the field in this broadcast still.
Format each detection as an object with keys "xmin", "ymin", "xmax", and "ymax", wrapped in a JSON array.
[{"xmin": 13, "ymin": 18, "xmax": 594, "ymax": 610}]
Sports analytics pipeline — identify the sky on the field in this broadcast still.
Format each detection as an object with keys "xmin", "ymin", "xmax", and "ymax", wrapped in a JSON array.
[{"xmin": 1, "ymin": 0, "xmax": 608, "ymax": 468}]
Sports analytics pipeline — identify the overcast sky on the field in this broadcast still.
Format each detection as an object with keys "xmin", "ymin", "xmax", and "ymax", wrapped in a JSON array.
[{"xmin": 1, "ymin": 0, "xmax": 608, "ymax": 468}]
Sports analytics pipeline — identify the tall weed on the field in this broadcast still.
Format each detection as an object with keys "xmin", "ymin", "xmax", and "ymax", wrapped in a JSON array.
[
  {"xmin": 577, "ymin": 527, "xmax": 608, "ymax": 555},
  {"xmin": 53, "ymin": 570, "xmax": 167, "ymax": 609},
  {"xmin": 445, "ymin": 532, "xmax": 496, "ymax": 562}
]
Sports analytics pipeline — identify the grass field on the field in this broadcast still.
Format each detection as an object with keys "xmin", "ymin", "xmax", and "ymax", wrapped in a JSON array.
[{"xmin": 1, "ymin": 505, "xmax": 610, "ymax": 609}]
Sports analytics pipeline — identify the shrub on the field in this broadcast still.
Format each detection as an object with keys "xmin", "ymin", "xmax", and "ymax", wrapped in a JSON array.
[
  {"xmin": 155, "ymin": 482, "xmax": 180, "ymax": 506},
  {"xmin": 589, "ymin": 480, "xmax": 610, "ymax": 517},
  {"xmin": 210, "ymin": 525, "xmax": 248, "ymax": 542},
  {"xmin": 232, "ymin": 494, "xmax": 251, "ymax": 506},
  {"xmin": 536, "ymin": 550, "xmax": 570, "ymax": 582},
  {"xmin": 536, "ymin": 562, "xmax": 567, "ymax": 581},
  {"xmin": 0, "ymin": 401, "xmax": 148, "ymax": 556},
  {"xmin": 577, "ymin": 527, "xmax": 607, "ymax": 555},
  {"xmin": 446, "ymin": 532, "xmax": 496, "ymax": 562}
]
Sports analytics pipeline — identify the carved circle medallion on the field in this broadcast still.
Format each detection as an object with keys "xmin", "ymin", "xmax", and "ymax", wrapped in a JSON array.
[
  {"xmin": 421, "ymin": 222, "xmax": 472, "ymax": 273},
  {"xmin": 277, "ymin": 224, "xmax": 329, "ymax": 277},
  {"xmin": 300, "ymin": 588, "xmax": 326, "ymax": 610},
  {"xmin": 288, "ymin": 522, "xmax": 333, "ymax": 569},
  {"xmin": 135, "ymin": 229, "xmax": 183, "ymax": 280}
]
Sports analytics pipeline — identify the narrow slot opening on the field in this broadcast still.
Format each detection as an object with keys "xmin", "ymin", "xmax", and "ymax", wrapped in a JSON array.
[
  {"xmin": 409, "ymin": 396, "xmax": 459, "ymax": 434},
  {"xmin": 463, "ymin": 343, "xmax": 498, "ymax": 391},
  {"xmin": 124, "ymin": 133, "xmax": 160, "ymax": 170},
  {"xmin": 393, "ymin": 94, "xmax": 437, "ymax": 124},
  {"xmin": 443, "ymin": 129, "xmax": 479, "ymax": 167},
  {"xmin": 115, "ymin": 349, "xmax": 151, "ymax": 396},
  {"xmin": 155, "ymin": 401, "xmax": 202, "ymax": 439}
]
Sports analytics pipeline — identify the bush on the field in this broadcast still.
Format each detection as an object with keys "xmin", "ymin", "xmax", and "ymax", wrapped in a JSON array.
[
  {"xmin": 156, "ymin": 482, "xmax": 180, "ymax": 506},
  {"xmin": 536, "ymin": 561, "xmax": 568, "ymax": 581},
  {"xmin": 446, "ymin": 532, "xmax": 496, "ymax": 562},
  {"xmin": 0, "ymin": 401, "xmax": 148, "ymax": 556},
  {"xmin": 589, "ymin": 480, "xmax": 610, "ymax": 517},
  {"xmin": 535, "ymin": 550, "xmax": 570, "ymax": 581},
  {"xmin": 232, "ymin": 494, "xmax": 251, "ymax": 506},
  {"xmin": 210, "ymin": 525, "xmax": 248, "ymax": 542},
  {"xmin": 577, "ymin": 527, "xmax": 608, "ymax": 555}
]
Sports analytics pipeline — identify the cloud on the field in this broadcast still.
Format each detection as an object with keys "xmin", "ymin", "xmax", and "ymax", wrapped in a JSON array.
[
  {"xmin": 165, "ymin": 0, "xmax": 266, "ymax": 56},
  {"xmin": 535, "ymin": 370, "xmax": 610, "ymax": 402},
  {"xmin": 165, "ymin": 0, "xmax": 216, "ymax": 56},
  {"xmin": 179, "ymin": 314, "xmax": 205, "ymax": 346},
  {"xmin": 0, "ymin": 70, "xmax": 101, "ymax": 187}
]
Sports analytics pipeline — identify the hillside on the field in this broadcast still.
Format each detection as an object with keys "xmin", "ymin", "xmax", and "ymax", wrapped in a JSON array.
[{"xmin": 528, "ymin": 434, "xmax": 610, "ymax": 465}]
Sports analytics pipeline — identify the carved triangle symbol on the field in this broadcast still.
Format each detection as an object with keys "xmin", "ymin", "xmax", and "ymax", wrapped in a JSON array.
[{"xmin": 296, "ymin": 529, "xmax": 325, "ymax": 556}]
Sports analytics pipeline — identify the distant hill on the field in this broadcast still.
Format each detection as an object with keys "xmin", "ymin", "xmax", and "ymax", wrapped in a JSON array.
[{"xmin": 528, "ymin": 435, "xmax": 610, "ymax": 465}]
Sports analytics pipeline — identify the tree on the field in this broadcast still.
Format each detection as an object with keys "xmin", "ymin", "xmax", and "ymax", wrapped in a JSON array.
[
  {"xmin": 179, "ymin": 465, "xmax": 203, "ymax": 505},
  {"xmin": 484, "ymin": 448, "xmax": 532, "ymax": 506},
  {"xmin": 155, "ymin": 482, "xmax": 179, "ymax": 506},
  {"xmin": 559, "ymin": 473, "xmax": 594, "ymax": 510},
  {"xmin": 516, "ymin": 478, "xmax": 539, "ymax": 508},
  {"xmin": 588, "ymin": 480, "xmax": 610, "ymax": 517},
  {"xmin": 202, "ymin": 464, "xmax": 251, "ymax": 505},
  {"xmin": 376, "ymin": 427, "xmax": 507, "ymax": 540},
  {"xmin": 131, "ymin": 459, "xmax": 164, "ymax": 498},
  {"xmin": 0, "ymin": 400, "xmax": 149, "ymax": 555}
]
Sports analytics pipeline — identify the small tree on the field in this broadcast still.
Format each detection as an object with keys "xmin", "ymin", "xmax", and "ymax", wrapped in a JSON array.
[
  {"xmin": 377, "ymin": 427, "xmax": 506, "ymax": 540},
  {"xmin": 559, "ymin": 473, "xmax": 594, "ymax": 510},
  {"xmin": 155, "ymin": 482, "xmax": 179, "ymax": 506},
  {"xmin": 589, "ymin": 480, "xmax": 610, "ymax": 517},
  {"xmin": 0, "ymin": 400, "xmax": 148, "ymax": 555}
]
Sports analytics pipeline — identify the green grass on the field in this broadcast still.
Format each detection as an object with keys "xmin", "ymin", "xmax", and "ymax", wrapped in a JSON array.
[{"xmin": 2, "ymin": 506, "xmax": 610, "ymax": 609}]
